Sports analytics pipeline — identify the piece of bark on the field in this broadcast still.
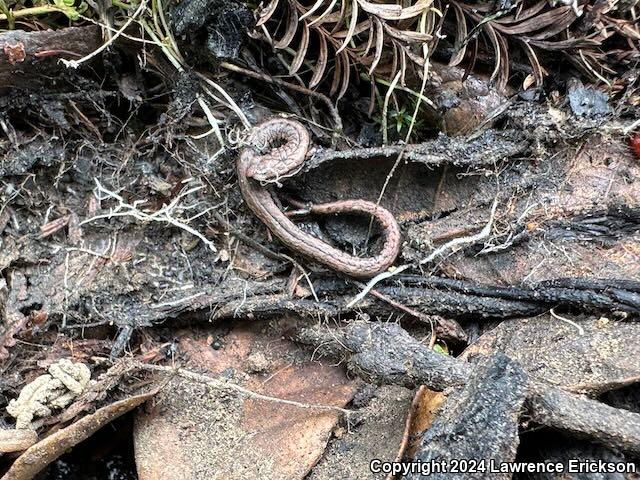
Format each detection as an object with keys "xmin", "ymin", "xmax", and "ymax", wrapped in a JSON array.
[
  {"xmin": 295, "ymin": 321, "xmax": 640, "ymax": 456},
  {"xmin": 0, "ymin": 26, "xmax": 101, "ymax": 90},
  {"xmin": 144, "ymin": 274, "xmax": 639, "ymax": 331},
  {"xmin": 407, "ymin": 354, "xmax": 528, "ymax": 480},
  {"xmin": 394, "ymin": 275, "xmax": 640, "ymax": 314},
  {"xmin": 527, "ymin": 387, "xmax": 640, "ymax": 457},
  {"xmin": 305, "ymin": 129, "xmax": 527, "ymax": 173},
  {"xmin": 402, "ymin": 136, "xmax": 640, "ymax": 285},
  {"xmin": 296, "ymin": 321, "xmax": 470, "ymax": 391},
  {"xmin": 463, "ymin": 316, "xmax": 640, "ymax": 394}
]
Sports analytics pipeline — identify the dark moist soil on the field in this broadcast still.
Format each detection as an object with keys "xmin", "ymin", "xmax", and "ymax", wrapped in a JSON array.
[
  {"xmin": 42, "ymin": 416, "xmax": 137, "ymax": 480},
  {"xmin": 0, "ymin": 13, "xmax": 639, "ymax": 478}
]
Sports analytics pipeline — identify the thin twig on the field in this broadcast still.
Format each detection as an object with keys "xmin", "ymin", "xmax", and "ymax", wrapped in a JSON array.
[
  {"xmin": 550, "ymin": 308, "xmax": 585, "ymax": 335},
  {"xmin": 61, "ymin": 0, "xmax": 147, "ymax": 69},
  {"xmin": 81, "ymin": 178, "xmax": 218, "ymax": 252},
  {"xmin": 135, "ymin": 362, "xmax": 354, "ymax": 415},
  {"xmin": 420, "ymin": 197, "xmax": 499, "ymax": 265},
  {"xmin": 219, "ymin": 61, "xmax": 343, "ymax": 134}
]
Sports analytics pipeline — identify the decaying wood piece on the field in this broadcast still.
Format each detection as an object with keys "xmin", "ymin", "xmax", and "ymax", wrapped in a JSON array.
[
  {"xmin": 463, "ymin": 315, "xmax": 640, "ymax": 395},
  {"xmin": 305, "ymin": 129, "xmax": 527, "ymax": 171},
  {"xmin": 0, "ymin": 26, "xmax": 101, "ymax": 90},
  {"xmin": 407, "ymin": 354, "xmax": 528, "ymax": 480},
  {"xmin": 297, "ymin": 322, "xmax": 471, "ymax": 390},
  {"xmin": 296, "ymin": 321, "xmax": 640, "ymax": 456},
  {"xmin": 393, "ymin": 276, "xmax": 640, "ymax": 315},
  {"xmin": 527, "ymin": 387, "xmax": 640, "ymax": 457},
  {"xmin": 147, "ymin": 274, "xmax": 640, "ymax": 328},
  {"xmin": 0, "ymin": 429, "xmax": 37, "ymax": 453},
  {"xmin": 400, "ymin": 131, "xmax": 640, "ymax": 285}
]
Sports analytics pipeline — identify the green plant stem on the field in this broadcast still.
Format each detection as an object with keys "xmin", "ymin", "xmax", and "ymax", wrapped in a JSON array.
[
  {"xmin": 0, "ymin": 0, "xmax": 14, "ymax": 28},
  {"xmin": 0, "ymin": 4, "xmax": 64, "ymax": 21},
  {"xmin": 111, "ymin": 0, "xmax": 132, "ymax": 8},
  {"xmin": 362, "ymin": 72, "xmax": 436, "ymax": 110}
]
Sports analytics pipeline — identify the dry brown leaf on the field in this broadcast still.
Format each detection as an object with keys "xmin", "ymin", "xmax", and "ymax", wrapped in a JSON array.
[
  {"xmin": 405, "ymin": 386, "xmax": 446, "ymax": 458},
  {"xmin": 257, "ymin": 0, "xmax": 436, "ymax": 97},
  {"xmin": 308, "ymin": 0, "xmax": 338, "ymax": 27},
  {"xmin": 522, "ymin": 72, "xmax": 536, "ymax": 91},
  {"xmin": 336, "ymin": 0, "xmax": 357, "ymax": 53},
  {"xmin": 134, "ymin": 322, "xmax": 359, "ymax": 480},
  {"xmin": 309, "ymin": 32, "xmax": 328, "ymax": 88},
  {"xmin": 496, "ymin": 6, "xmax": 576, "ymax": 36},
  {"xmin": 299, "ymin": 0, "xmax": 325, "ymax": 21},
  {"xmin": 520, "ymin": 40, "xmax": 544, "ymax": 87},
  {"xmin": 448, "ymin": 2, "xmax": 468, "ymax": 67},
  {"xmin": 358, "ymin": 0, "xmax": 429, "ymax": 21},
  {"xmin": 368, "ymin": 17, "xmax": 384, "ymax": 75},
  {"xmin": 495, "ymin": 0, "xmax": 547, "ymax": 24},
  {"xmin": 338, "ymin": 50, "xmax": 351, "ymax": 99},
  {"xmin": 358, "ymin": 19, "xmax": 375, "ymax": 58},
  {"xmin": 256, "ymin": 0, "xmax": 280, "ymax": 27},
  {"xmin": 274, "ymin": 0, "xmax": 299, "ymax": 49},
  {"xmin": 333, "ymin": 19, "xmax": 371, "ymax": 40},
  {"xmin": 254, "ymin": 0, "xmax": 639, "ymax": 99},
  {"xmin": 329, "ymin": 45, "xmax": 342, "ymax": 96},
  {"xmin": 289, "ymin": 20, "xmax": 310, "ymax": 74}
]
